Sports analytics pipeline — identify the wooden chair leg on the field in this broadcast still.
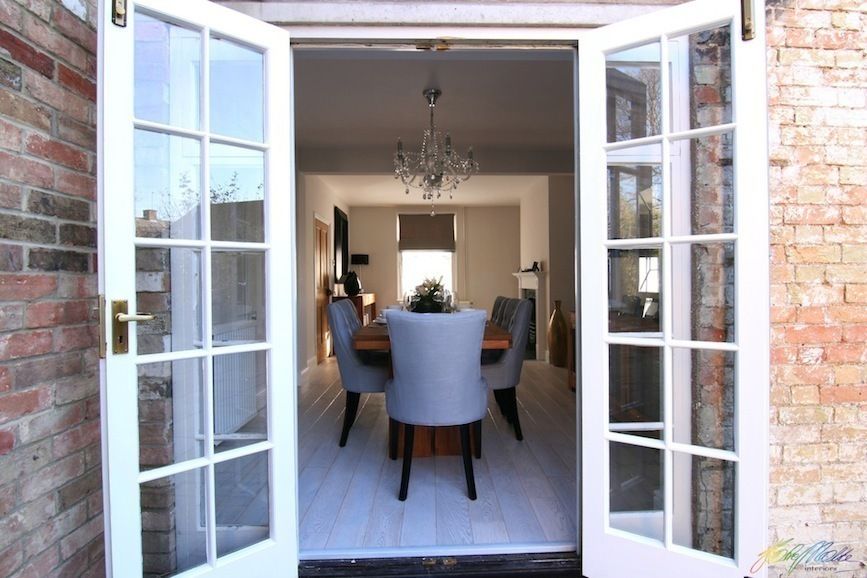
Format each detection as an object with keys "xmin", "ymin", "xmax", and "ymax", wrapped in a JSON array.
[
  {"xmin": 339, "ymin": 391, "xmax": 361, "ymax": 447},
  {"xmin": 493, "ymin": 389, "xmax": 507, "ymax": 418},
  {"xmin": 388, "ymin": 417, "xmax": 398, "ymax": 460},
  {"xmin": 460, "ymin": 424, "xmax": 477, "ymax": 500},
  {"xmin": 472, "ymin": 419, "xmax": 482, "ymax": 459},
  {"xmin": 506, "ymin": 387, "xmax": 523, "ymax": 441},
  {"xmin": 398, "ymin": 424, "xmax": 414, "ymax": 501}
]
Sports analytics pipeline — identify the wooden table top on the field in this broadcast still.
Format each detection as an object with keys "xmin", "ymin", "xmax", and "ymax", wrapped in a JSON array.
[{"xmin": 353, "ymin": 321, "xmax": 511, "ymax": 351}]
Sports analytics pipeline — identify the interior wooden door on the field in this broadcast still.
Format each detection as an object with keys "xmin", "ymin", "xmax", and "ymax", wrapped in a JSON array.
[{"xmin": 315, "ymin": 219, "xmax": 330, "ymax": 362}]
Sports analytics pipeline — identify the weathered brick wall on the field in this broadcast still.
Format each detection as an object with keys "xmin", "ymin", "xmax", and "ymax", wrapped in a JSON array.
[
  {"xmin": 766, "ymin": 0, "xmax": 867, "ymax": 572},
  {"xmin": 0, "ymin": 0, "xmax": 103, "ymax": 576}
]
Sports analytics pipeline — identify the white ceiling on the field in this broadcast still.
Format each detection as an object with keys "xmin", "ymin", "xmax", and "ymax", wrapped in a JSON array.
[
  {"xmin": 312, "ymin": 174, "xmax": 548, "ymax": 207},
  {"xmin": 293, "ymin": 48, "xmax": 575, "ymax": 180}
]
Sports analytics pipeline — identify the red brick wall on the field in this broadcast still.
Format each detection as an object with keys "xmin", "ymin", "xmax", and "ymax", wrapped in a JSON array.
[
  {"xmin": 766, "ymin": 0, "xmax": 867, "ymax": 567},
  {"xmin": 0, "ymin": 0, "xmax": 103, "ymax": 576}
]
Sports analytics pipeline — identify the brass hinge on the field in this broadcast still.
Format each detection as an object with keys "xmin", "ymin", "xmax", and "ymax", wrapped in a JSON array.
[
  {"xmin": 112, "ymin": 0, "xmax": 128, "ymax": 27},
  {"xmin": 741, "ymin": 0, "xmax": 755, "ymax": 41},
  {"xmin": 96, "ymin": 294, "xmax": 106, "ymax": 358}
]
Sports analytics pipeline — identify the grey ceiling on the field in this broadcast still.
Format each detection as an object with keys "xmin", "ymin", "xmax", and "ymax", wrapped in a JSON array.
[{"xmin": 293, "ymin": 48, "xmax": 575, "ymax": 174}]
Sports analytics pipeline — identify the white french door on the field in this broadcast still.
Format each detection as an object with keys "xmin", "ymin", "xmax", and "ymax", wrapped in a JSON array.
[
  {"xmin": 579, "ymin": 1, "xmax": 769, "ymax": 577},
  {"xmin": 99, "ymin": 0, "xmax": 296, "ymax": 576}
]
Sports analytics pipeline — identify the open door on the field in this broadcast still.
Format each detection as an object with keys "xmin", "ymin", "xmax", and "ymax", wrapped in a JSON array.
[
  {"xmin": 579, "ymin": 0, "xmax": 769, "ymax": 576},
  {"xmin": 99, "ymin": 0, "xmax": 296, "ymax": 575}
]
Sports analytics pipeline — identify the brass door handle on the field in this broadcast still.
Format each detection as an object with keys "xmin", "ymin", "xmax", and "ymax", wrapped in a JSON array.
[
  {"xmin": 111, "ymin": 300, "xmax": 153, "ymax": 354},
  {"xmin": 115, "ymin": 312, "xmax": 155, "ymax": 323}
]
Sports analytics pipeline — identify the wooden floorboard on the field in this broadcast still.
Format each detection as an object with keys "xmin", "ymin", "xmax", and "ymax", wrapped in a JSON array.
[{"xmin": 298, "ymin": 358, "xmax": 577, "ymax": 554}]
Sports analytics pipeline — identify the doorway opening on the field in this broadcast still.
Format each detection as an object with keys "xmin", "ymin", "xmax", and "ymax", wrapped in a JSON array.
[{"xmin": 293, "ymin": 45, "xmax": 579, "ymax": 560}]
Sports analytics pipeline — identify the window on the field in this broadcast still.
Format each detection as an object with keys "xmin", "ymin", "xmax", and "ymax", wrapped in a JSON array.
[
  {"xmin": 399, "ymin": 250, "xmax": 453, "ymax": 298},
  {"xmin": 397, "ymin": 213, "xmax": 456, "ymax": 298}
]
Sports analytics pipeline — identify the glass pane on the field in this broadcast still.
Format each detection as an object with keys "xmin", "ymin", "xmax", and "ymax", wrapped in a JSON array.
[
  {"xmin": 671, "ymin": 132, "xmax": 734, "ymax": 236},
  {"xmin": 213, "ymin": 351, "xmax": 267, "ymax": 453},
  {"xmin": 609, "ymin": 345, "xmax": 662, "ymax": 426},
  {"xmin": 609, "ymin": 442, "xmax": 663, "ymax": 541},
  {"xmin": 608, "ymin": 152, "xmax": 662, "ymax": 239},
  {"xmin": 671, "ymin": 242, "xmax": 734, "ymax": 342},
  {"xmin": 210, "ymin": 143, "xmax": 265, "ymax": 243},
  {"xmin": 673, "ymin": 454, "xmax": 735, "ymax": 558},
  {"xmin": 607, "ymin": 42, "xmax": 662, "ymax": 142},
  {"xmin": 210, "ymin": 37, "xmax": 264, "ymax": 142},
  {"xmin": 674, "ymin": 26, "xmax": 732, "ymax": 130},
  {"xmin": 673, "ymin": 349, "xmax": 734, "ymax": 451},
  {"xmin": 135, "ymin": 130, "xmax": 202, "ymax": 240},
  {"xmin": 212, "ymin": 252, "xmax": 266, "ymax": 346},
  {"xmin": 608, "ymin": 248, "xmax": 662, "ymax": 333},
  {"xmin": 215, "ymin": 453, "xmax": 270, "ymax": 556},
  {"xmin": 138, "ymin": 359, "xmax": 205, "ymax": 470},
  {"xmin": 134, "ymin": 13, "xmax": 201, "ymax": 130},
  {"xmin": 141, "ymin": 469, "xmax": 207, "ymax": 576},
  {"xmin": 136, "ymin": 248, "xmax": 203, "ymax": 355}
]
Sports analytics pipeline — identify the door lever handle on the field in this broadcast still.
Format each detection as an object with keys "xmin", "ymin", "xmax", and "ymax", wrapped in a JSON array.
[{"xmin": 115, "ymin": 312, "xmax": 155, "ymax": 323}]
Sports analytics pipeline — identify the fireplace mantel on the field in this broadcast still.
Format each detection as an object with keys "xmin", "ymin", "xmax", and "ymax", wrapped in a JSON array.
[{"xmin": 513, "ymin": 271, "xmax": 547, "ymax": 361}]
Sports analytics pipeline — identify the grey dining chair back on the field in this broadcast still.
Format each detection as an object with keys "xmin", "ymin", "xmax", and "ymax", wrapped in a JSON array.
[
  {"xmin": 327, "ymin": 299, "xmax": 389, "ymax": 447},
  {"xmin": 482, "ymin": 297, "xmax": 532, "ymax": 441},
  {"xmin": 384, "ymin": 309, "xmax": 488, "ymax": 501},
  {"xmin": 491, "ymin": 296, "xmax": 507, "ymax": 325}
]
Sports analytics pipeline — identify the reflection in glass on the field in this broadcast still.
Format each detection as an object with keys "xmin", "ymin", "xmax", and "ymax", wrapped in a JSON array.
[
  {"xmin": 134, "ymin": 13, "xmax": 200, "ymax": 130},
  {"xmin": 676, "ymin": 26, "xmax": 732, "ymax": 130},
  {"xmin": 141, "ymin": 469, "xmax": 207, "ymax": 576},
  {"xmin": 672, "ymin": 132, "xmax": 734, "ymax": 236},
  {"xmin": 608, "ymin": 159, "xmax": 662, "ymax": 240},
  {"xmin": 673, "ymin": 349, "xmax": 734, "ymax": 451},
  {"xmin": 212, "ymin": 252, "xmax": 266, "ymax": 346},
  {"xmin": 608, "ymin": 248, "xmax": 662, "ymax": 333},
  {"xmin": 606, "ymin": 43, "xmax": 662, "ymax": 142},
  {"xmin": 136, "ymin": 248, "xmax": 202, "ymax": 355},
  {"xmin": 138, "ymin": 358, "xmax": 205, "ymax": 470},
  {"xmin": 215, "ymin": 453, "xmax": 270, "ymax": 556},
  {"xmin": 671, "ymin": 242, "xmax": 734, "ymax": 342},
  {"xmin": 213, "ymin": 351, "xmax": 267, "ymax": 453},
  {"xmin": 210, "ymin": 143, "xmax": 265, "ymax": 243},
  {"xmin": 673, "ymin": 454, "xmax": 735, "ymax": 558},
  {"xmin": 609, "ymin": 345, "xmax": 662, "ymax": 426},
  {"xmin": 609, "ymin": 442, "xmax": 663, "ymax": 541},
  {"xmin": 210, "ymin": 37, "xmax": 264, "ymax": 142},
  {"xmin": 134, "ymin": 130, "xmax": 202, "ymax": 240}
]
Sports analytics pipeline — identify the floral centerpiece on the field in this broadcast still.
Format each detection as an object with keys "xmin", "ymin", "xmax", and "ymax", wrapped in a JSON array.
[{"xmin": 411, "ymin": 276, "xmax": 445, "ymax": 313}]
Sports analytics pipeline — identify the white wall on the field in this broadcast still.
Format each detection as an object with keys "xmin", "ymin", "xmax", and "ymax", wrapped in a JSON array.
[
  {"xmin": 348, "ymin": 205, "xmax": 520, "ymax": 315},
  {"xmin": 520, "ymin": 178, "xmax": 551, "ymax": 338},
  {"xmin": 296, "ymin": 174, "xmax": 350, "ymax": 374}
]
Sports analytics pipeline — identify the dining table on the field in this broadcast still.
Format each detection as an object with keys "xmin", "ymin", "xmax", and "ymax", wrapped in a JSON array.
[{"xmin": 352, "ymin": 318, "xmax": 512, "ymax": 458}]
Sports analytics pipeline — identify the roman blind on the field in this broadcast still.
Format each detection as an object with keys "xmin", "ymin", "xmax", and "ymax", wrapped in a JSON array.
[{"xmin": 398, "ymin": 213, "xmax": 456, "ymax": 251}]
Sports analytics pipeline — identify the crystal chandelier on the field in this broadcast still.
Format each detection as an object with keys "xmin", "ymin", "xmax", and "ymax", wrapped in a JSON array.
[{"xmin": 394, "ymin": 88, "xmax": 479, "ymax": 215}]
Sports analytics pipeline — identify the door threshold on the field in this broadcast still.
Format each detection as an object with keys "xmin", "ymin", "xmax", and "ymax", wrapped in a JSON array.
[{"xmin": 299, "ymin": 551, "xmax": 581, "ymax": 577}]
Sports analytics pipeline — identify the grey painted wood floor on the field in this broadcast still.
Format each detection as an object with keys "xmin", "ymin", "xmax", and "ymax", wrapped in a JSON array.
[{"xmin": 298, "ymin": 358, "xmax": 577, "ymax": 557}]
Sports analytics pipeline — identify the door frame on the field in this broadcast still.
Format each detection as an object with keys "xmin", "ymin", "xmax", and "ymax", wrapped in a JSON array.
[
  {"xmin": 284, "ymin": 6, "xmax": 766, "ymax": 572},
  {"xmin": 314, "ymin": 216, "xmax": 331, "ymax": 363}
]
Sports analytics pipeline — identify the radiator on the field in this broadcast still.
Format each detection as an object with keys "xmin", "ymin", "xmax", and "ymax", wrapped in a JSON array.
[{"xmin": 213, "ymin": 322, "xmax": 258, "ymax": 435}]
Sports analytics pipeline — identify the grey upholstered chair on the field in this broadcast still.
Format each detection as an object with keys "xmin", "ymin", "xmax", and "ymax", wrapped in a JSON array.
[
  {"xmin": 491, "ymin": 296, "xmax": 507, "ymax": 325},
  {"xmin": 327, "ymin": 299, "xmax": 389, "ymax": 447},
  {"xmin": 482, "ymin": 297, "xmax": 532, "ymax": 441},
  {"xmin": 384, "ymin": 309, "xmax": 488, "ymax": 501}
]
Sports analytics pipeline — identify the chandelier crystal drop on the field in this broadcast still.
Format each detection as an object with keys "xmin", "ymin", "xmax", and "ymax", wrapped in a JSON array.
[{"xmin": 394, "ymin": 88, "xmax": 479, "ymax": 215}]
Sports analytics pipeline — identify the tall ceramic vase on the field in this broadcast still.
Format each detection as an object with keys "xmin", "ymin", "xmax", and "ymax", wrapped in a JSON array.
[{"xmin": 547, "ymin": 300, "xmax": 568, "ymax": 367}]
